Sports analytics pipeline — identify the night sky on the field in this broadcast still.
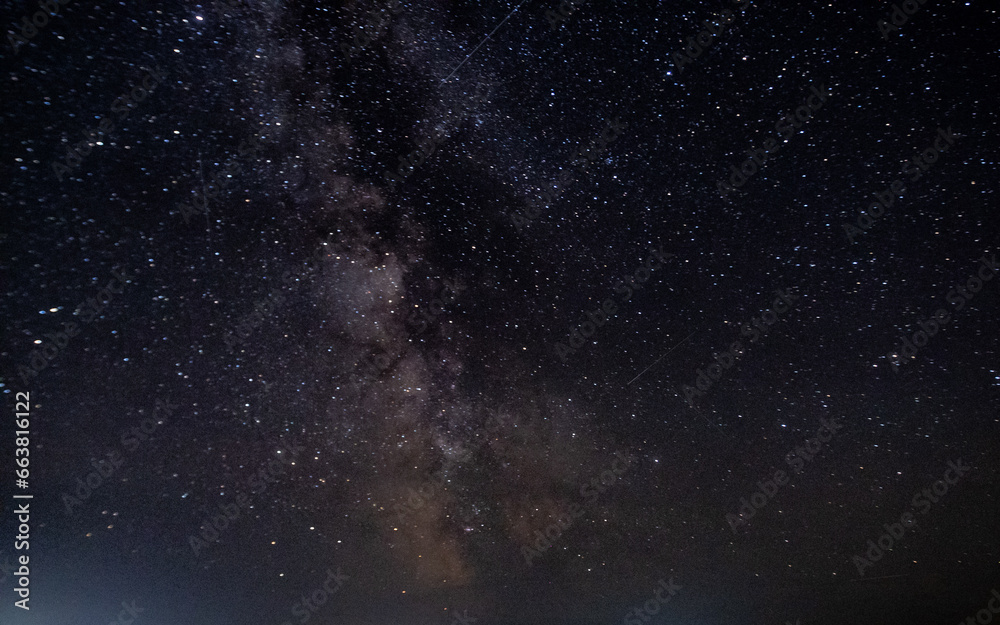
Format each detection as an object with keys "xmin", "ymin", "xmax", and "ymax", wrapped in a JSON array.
[{"xmin": 1, "ymin": 0, "xmax": 998, "ymax": 624}]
